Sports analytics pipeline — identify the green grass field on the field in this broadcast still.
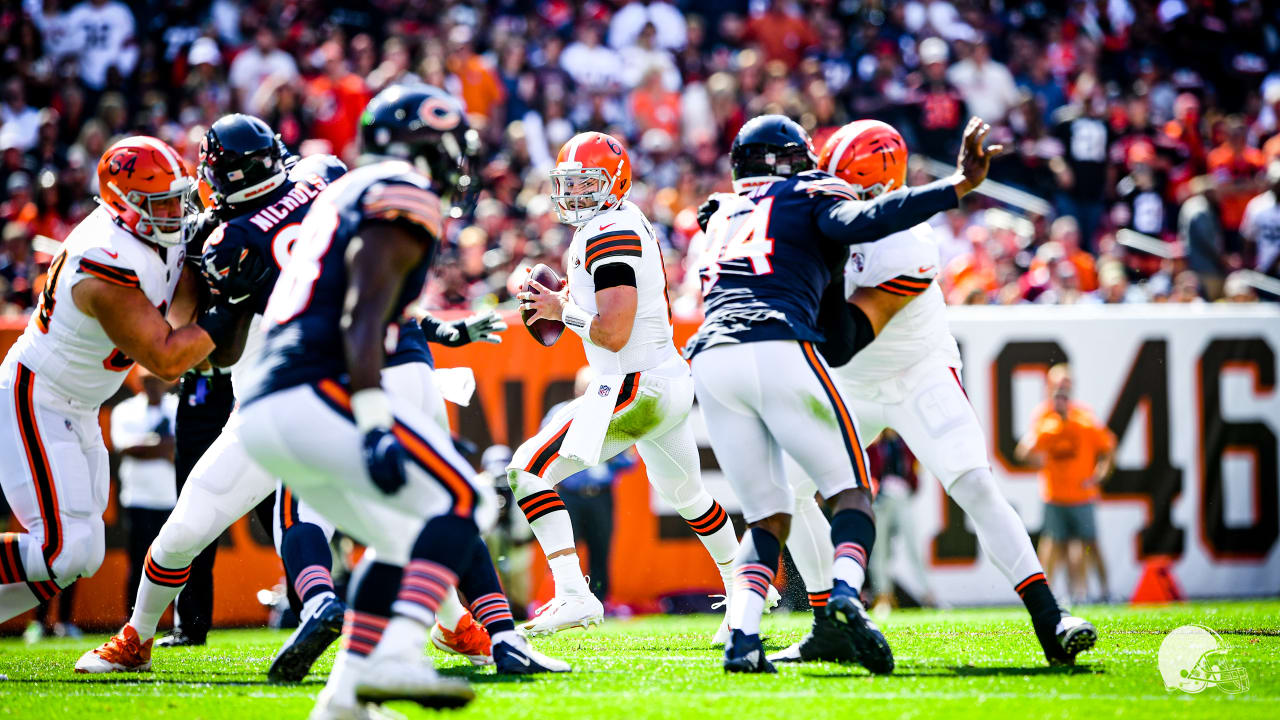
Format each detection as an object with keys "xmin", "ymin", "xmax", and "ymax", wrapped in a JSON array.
[{"xmin": 0, "ymin": 601, "xmax": 1275, "ymax": 719}]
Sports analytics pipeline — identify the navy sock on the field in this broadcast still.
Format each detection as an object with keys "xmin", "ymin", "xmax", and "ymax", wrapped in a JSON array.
[
  {"xmin": 458, "ymin": 536, "xmax": 516, "ymax": 635},
  {"xmin": 280, "ymin": 522, "xmax": 335, "ymax": 604},
  {"xmin": 830, "ymin": 509, "xmax": 876, "ymax": 591},
  {"xmin": 341, "ymin": 559, "xmax": 401, "ymax": 658}
]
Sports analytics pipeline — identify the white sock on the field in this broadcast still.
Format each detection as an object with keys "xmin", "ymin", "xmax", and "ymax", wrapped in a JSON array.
[
  {"xmin": 787, "ymin": 494, "xmax": 835, "ymax": 592},
  {"xmin": 374, "ymin": 616, "xmax": 429, "ymax": 659},
  {"xmin": 510, "ymin": 470, "xmax": 577, "ymax": 556},
  {"xmin": 300, "ymin": 590, "xmax": 336, "ymax": 623},
  {"xmin": 549, "ymin": 553, "xmax": 590, "ymax": 596},
  {"xmin": 673, "ymin": 493, "xmax": 740, "ymax": 567},
  {"xmin": 728, "ymin": 587, "xmax": 766, "ymax": 635},
  {"xmin": 129, "ymin": 575, "xmax": 185, "ymax": 643},
  {"xmin": 832, "ymin": 554, "xmax": 867, "ymax": 592},
  {"xmin": 948, "ymin": 468, "xmax": 1044, "ymax": 585},
  {"xmin": 323, "ymin": 649, "xmax": 366, "ymax": 707},
  {"xmin": 436, "ymin": 591, "xmax": 467, "ymax": 631},
  {"xmin": 490, "ymin": 629, "xmax": 521, "ymax": 649}
]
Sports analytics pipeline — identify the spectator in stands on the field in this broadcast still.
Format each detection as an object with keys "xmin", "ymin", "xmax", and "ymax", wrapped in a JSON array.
[
  {"xmin": 1051, "ymin": 77, "xmax": 1111, "ymax": 251},
  {"xmin": 1179, "ymin": 176, "xmax": 1228, "ymax": 300},
  {"xmin": 110, "ymin": 370, "xmax": 178, "ymax": 614},
  {"xmin": 66, "ymin": 0, "xmax": 138, "ymax": 92},
  {"xmin": 1241, "ymin": 162, "xmax": 1280, "ymax": 278},
  {"xmin": 447, "ymin": 25, "xmax": 506, "ymax": 133},
  {"xmin": 1208, "ymin": 117, "xmax": 1266, "ymax": 253},
  {"xmin": 1017, "ymin": 364, "xmax": 1116, "ymax": 604},
  {"xmin": 947, "ymin": 37, "xmax": 1019, "ymax": 129},
  {"xmin": 744, "ymin": 0, "xmax": 817, "ymax": 69},
  {"xmin": 1, "ymin": 78, "xmax": 40, "ymax": 153},
  {"xmin": 228, "ymin": 25, "xmax": 299, "ymax": 116},
  {"xmin": 304, "ymin": 41, "xmax": 369, "ymax": 162}
]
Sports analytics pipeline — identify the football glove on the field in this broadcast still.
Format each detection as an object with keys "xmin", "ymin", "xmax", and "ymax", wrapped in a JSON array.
[
  {"xmin": 423, "ymin": 310, "xmax": 507, "ymax": 347},
  {"xmin": 202, "ymin": 245, "xmax": 273, "ymax": 306}
]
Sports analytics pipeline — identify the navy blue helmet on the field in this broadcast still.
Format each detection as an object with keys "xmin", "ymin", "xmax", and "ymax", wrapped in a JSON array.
[
  {"xmin": 730, "ymin": 114, "xmax": 817, "ymax": 183},
  {"xmin": 199, "ymin": 114, "xmax": 288, "ymax": 211},
  {"xmin": 359, "ymin": 84, "xmax": 481, "ymax": 214}
]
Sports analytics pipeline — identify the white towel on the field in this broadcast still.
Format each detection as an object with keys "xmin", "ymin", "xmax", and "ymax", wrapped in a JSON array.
[
  {"xmin": 433, "ymin": 367, "xmax": 477, "ymax": 407},
  {"xmin": 559, "ymin": 373, "xmax": 623, "ymax": 466}
]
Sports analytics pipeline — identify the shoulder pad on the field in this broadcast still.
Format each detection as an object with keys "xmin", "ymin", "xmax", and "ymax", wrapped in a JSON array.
[{"xmin": 360, "ymin": 181, "xmax": 443, "ymax": 239}]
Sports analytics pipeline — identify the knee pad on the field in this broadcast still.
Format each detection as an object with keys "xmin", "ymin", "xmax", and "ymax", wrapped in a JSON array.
[
  {"xmin": 49, "ymin": 520, "xmax": 105, "ymax": 582},
  {"xmin": 151, "ymin": 517, "xmax": 211, "ymax": 568}
]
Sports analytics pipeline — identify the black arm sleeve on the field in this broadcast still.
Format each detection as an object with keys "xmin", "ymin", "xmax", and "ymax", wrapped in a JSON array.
[
  {"xmin": 815, "ymin": 285, "xmax": 876, "ymax": 369},
  {"xmin": 593, "ymin": 262, "xmax": 637, "ymax": 290},
  {"xmin": 816, "ymin": 179, "xmax": 959, "ymax": 246}
]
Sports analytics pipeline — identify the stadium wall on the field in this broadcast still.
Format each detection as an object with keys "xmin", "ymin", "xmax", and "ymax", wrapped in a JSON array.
[{"xmin": 0, "ymin": 304, "xmax": 1276, "ymax": 630}]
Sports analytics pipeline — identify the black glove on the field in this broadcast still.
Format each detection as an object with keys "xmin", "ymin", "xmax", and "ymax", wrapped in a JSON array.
[
  {"xmin": 194, "ymin": 302, "xmax": 243, "ymax": 349},
  {"xmin": 363, "ymin": 428, "xmax": 408, "ymax": 494},
  {"xmin": 203, "ymin": 246, "xmax": 273, "ymax": 306},
  {"xmin": 419, "ymin": 310, "xmax": 507, "ymax": 347},
  {"xmin": 696, "ymin": 196, "xmax": 720, "ymax": 233},
  {"xmin": 184, "ymin": 209, "xmax": 222, "ymax": 268}
]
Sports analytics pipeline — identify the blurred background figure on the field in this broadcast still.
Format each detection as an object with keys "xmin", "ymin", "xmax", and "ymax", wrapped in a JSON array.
[
  {"xmin": 479, "ymin": 444, "xmax": 533, "ymax": 618},
  {"xmin": 1017, "ymin": 364, "xmax": 1116, "ymax": 604},
  {"xmin": 538, "ymin": 366, "xmax": 637, "ymax": 606},
  {"xmin": 866, "ymin": 432, "xmax": 935, "ymax": 619},
  {"xmin": 109, "ymin": 370, "xmax": 178, "ymax": 614}
]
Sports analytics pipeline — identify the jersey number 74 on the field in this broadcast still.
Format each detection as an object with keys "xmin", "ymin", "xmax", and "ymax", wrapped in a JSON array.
[{"xmin": 698, "ymin": 197, "xmax": 776, "ymax": 295}]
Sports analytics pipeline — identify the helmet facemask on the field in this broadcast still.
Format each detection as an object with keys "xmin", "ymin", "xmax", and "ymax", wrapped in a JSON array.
[
  {"xmin": 550, "ymin": 164, "xmax": 615, "ymax": 226},
  {"xmin": 108, "ymin": 176, "xmax": 195, "ymax": 247}
]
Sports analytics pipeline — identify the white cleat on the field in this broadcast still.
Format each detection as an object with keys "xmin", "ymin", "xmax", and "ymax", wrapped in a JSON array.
[
  {"xmin": 519, "ymin": 593, "xmax": 604, "ymax": 637},
  {"xmin": 354, "ymin": 654, "xmax": 474, "ymax": 710},
  {"xmin": 711, "ymin": 584, "xmax": 781, "ymax": 645},
  {"xmin": 309, "ymin": 695, "xmax": 405, "ymax": 720}
]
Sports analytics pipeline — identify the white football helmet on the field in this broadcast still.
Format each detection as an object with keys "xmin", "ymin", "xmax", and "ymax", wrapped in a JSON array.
[{"xmin": 1158, "ymin": 624, "xmax": 1249, "ymax": 694}]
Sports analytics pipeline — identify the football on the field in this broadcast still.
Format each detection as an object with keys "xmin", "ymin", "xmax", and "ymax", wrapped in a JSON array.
[{"xmin": 521, "ymin": 263, "xmax": 566, "ymax": 347}]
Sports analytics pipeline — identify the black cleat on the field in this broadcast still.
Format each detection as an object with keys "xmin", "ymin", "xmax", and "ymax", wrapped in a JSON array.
[
  {"xmin": 767, "ymin": 613, "xmax": 859, "ymax": 664},
  {"xmin": 267, "ymin": 595, "xmax": 345, "ymax": 682},
  {"xmin": 492, "ymin": 637, "xmax": 572, "ymax": 674},
  {"xmin": 723, "ymin": 629, "xmax": 776, "ymax": 674},
  {"xmin": 1051, "ymin": 616, "xmax": 1097, "ymax": 666},
  {"xmin": 155, "ymin": 629, "xmax": 206, "ymax": 648},
  {"xmin": 826, "ymin": 581, "xmax": 894, "ymax": 675}
]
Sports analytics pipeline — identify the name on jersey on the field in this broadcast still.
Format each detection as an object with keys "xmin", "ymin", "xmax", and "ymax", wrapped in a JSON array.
[{"xmin": 248, "ymin": 175, "xmax": 330, "ymax": 233}]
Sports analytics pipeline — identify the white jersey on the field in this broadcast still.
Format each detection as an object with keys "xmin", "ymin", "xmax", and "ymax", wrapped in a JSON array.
[
  {"xmin": 5, "ymin": 207, "xmax": 186, "ymax": 407},
  {"xmin": 564, "ymin": 200, "xmax": 679, "ymax": 374},
  {"xmin": 838, "ymin": 222, "xmax": 960, "ymax": 387}
]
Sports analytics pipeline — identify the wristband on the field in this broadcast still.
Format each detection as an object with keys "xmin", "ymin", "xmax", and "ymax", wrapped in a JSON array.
[
  {"xmin": 561, "ymin": 300, "xmax": 595, "ymax": 345},
  {"xmin": 351, "ymin": 388, "xmax": 395, "ymax": 433}
]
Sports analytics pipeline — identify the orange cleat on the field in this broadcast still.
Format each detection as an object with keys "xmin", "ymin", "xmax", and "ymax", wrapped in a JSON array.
[
  {"xmin": 430, "ymin": 612, "xmax": 493, "ymax": 666},
  {"xmin": 75, "ymin": 625, "xmax": 153, "ymax": 673}
]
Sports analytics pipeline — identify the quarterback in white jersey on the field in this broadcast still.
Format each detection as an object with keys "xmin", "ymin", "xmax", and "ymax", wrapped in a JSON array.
[
  {"xmin": 0, "ymin": 136, "xmax": 216, "ymax": 623},
  {"xmin": 513, "ymin": 132, "xmax": 757, "ymax": 640},
  {"xmin": 770, "ymin": 121, "xmax": 1095, "ymax": 666}
]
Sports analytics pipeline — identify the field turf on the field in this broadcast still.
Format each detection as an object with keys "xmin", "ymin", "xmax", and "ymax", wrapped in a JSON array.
[{"xmin": 0, "ymin": 601, "xmax": 1276, "ymax": 719}]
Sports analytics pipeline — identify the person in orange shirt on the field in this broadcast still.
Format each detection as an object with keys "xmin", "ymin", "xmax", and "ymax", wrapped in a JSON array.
[
  {"xmin": 305, "ymin": 41, "xmax": 371, "ymax": 162},
  {"xmin": 1016, "ymin": 364, "xmax": 1116, "ymax": 603},
  {"xmin": 446, "ymin": 25, "xmax": 505, "ymax": 131},
  {"xmin": 1206, "ymin": 117, "xmax": 1266, "ymax": 245}
]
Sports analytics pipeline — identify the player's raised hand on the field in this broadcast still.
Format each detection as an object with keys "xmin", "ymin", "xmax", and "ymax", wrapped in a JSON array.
[
  {"xmin": 461, "ymin": 309, "xmax": 507, "ymax": 344},
  {"xmin": 953, "ymin": 116, "xmax": 1004, "ymax": 198},
  {"xmin": 517, "ymin": 279, "xmax": 568, "ymax": 324}
]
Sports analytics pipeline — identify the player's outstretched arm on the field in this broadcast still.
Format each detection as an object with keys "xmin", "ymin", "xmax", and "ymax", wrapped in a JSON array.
[
  {"xmin": 817, "ymin": 115, "xmax": 1004, "ymax": 246},
  {"xmin": 410, "ymin": 307, "xmax": 507, "ymax": 346},
  {"xmin": 72, "ymin": 277, "xmax": 216, "ymax": 382}
]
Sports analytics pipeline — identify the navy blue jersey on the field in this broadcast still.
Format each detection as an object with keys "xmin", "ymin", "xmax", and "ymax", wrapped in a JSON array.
[
  {"xmin": 204, "ymin": 153, "xmax": 348, "ymax": 314},
  {"xmin": 241, "ymin": 160, "xmax": 443, "ymax": 403},
  {"xmin": 685, "ymin": 171, "xmax": 958, "ymax": 359}
]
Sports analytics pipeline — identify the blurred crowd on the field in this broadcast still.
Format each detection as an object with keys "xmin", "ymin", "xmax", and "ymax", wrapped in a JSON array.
[{"xmin": 2, "ymin": 0, "xmax": 1279, "ymax": 319}]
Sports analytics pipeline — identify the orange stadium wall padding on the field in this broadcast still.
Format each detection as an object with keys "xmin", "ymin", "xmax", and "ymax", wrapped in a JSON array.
[{"xmin": 3, "ymin": 302, "xmax": 1280, "ymax": 632}]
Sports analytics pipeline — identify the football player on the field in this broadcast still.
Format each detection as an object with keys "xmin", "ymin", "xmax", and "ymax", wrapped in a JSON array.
[
  {"xmin": 0, "ymin": 137, "xmax": 222, "ymax": 623},
  {"xmin": 76, "ymin": 115, "xmax": 504, "ymax": 681},
  {"xmin": 766, "ymin": 120, "xmax": 1095, "ymax": 666},
  {"xmin": 686, "ymin": 114, "xmax": 998, "ymax": 674},
  {"xmin": 234, "ymin": 85, "xmax": 568, "ymax": 719},
  {"xmin": 513, "ymin": 132, "xmax": 767, "ymax": 640}
]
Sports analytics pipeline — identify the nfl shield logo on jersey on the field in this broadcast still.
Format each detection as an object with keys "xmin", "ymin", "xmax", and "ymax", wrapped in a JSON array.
[
  {"xmin": 851, "ymin": 252, "xmax": 865, "ymax": 272},
  {"xmin": 598, "ymin": 385, "xmax": 611, "ymax": 397}
]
